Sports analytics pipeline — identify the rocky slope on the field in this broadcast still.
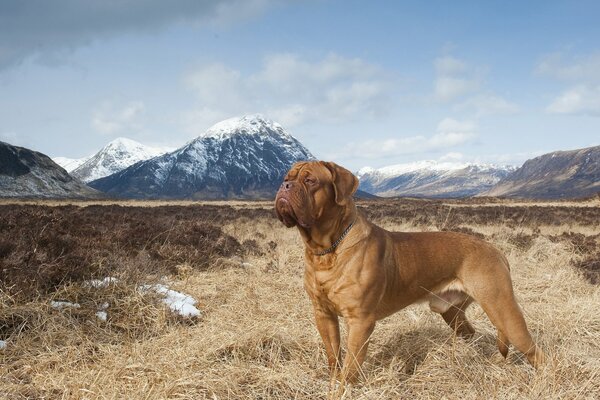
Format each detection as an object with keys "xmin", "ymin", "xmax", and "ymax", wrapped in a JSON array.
[
  {"xmin": 0, "ymin": 141, "xmax": 101, "ymax": 198},
  {"xmin": 483, "ymin": 145, "xmax": 600, "ymax": 199}
]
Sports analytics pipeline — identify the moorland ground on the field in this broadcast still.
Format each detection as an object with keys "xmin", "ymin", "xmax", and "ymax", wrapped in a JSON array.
[{"xmin": 1, "ymin": 197, "xmax": 599, "ymax": 399}]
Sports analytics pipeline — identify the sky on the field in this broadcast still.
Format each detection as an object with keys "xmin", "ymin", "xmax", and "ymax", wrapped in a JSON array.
[{"xmin": 1, "ymin": 0, "xmax": 599, "ymax": 171}]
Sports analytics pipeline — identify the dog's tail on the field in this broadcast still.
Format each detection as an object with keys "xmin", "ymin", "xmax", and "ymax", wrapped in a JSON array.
[{"xmin": 497, "ymin": 329, "xmax": 510, "ymax": 358}]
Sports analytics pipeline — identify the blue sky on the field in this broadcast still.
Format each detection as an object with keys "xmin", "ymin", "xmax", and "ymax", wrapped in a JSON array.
[{"xmin": 1, "ymin": 0, "xmax": 599, "ymax": 170}]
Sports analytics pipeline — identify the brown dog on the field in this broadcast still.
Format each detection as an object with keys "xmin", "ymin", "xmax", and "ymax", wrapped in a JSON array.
[{"xmin": 274, "ymin": 161, "xmax": 545, "ymax": 382}]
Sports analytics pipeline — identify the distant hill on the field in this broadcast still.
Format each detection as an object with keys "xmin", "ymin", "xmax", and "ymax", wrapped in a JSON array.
[
  {"xmin": 90, "ymin": 115, "xmax": 315, "ymax": 199},
  {"xmin": 55, "ymin": 137, "xmax": 170, "ymax": 182},
  {"xmin": 483, "ymin": 145, "xmax": 600, "ymax": 199},
  {"xmin": 0, "ymin": 141, "xmax": 101, "ymax": 199},
  {"xmin": 357, "ymin": 161, "xmax": 515, "ymax": 198}
]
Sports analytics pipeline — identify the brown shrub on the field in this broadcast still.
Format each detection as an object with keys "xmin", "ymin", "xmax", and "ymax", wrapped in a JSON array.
[
  {"xmin": 0, "ymin": 204, "xmax": 249, "ymax": 299},
  {"xmin": 575, "ymin": 257, "xmax": 600, "ymax": 284},
  {"xmin": 509, "ymin": 233, "xmax": 537, "ymax": 250},
  {"xmin": 549, "ymin": 232, "xmax": 600, "ymax": 284}
]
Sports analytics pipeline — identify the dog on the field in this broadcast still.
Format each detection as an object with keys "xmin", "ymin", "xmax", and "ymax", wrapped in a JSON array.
[{"xmin": 274, "ymin": 160, "xmax": 545, "ymax": 382}]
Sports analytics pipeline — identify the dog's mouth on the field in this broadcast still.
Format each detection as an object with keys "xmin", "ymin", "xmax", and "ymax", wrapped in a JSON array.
[
  {"xmin": 275, "ymin": 196, "xmax": 314, "ymax": 229},
  {"xmin": 275, "ymin": 197, "xmax": 298, "ymax": 228}
]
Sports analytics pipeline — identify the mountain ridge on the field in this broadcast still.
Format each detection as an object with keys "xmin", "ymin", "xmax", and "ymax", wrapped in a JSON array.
[
  {"xmin": 482, "ymin": 145, "xmax": 600, "ymax": 199},
  {"xmin": 357, "ymin": 160, "xmax": 516, "ymax": 198}
]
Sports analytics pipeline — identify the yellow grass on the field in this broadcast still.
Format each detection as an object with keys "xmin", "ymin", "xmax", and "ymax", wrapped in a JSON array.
[{"xmin": 1, "ymin": 201, "xmax": 599, "ymax": 399}]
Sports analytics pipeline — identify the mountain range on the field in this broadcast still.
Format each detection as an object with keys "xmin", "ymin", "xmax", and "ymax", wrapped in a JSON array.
[
  {"xmin": 357, "ymin": 161, "xmax": 516, "ymax": 198},
  {"xmin": 89, "ymin": 115, "xmax": 315, "ymax": 199},
  {"xmin": 2, "ymin": 115, "xmax": 599, "ymax": 200}
]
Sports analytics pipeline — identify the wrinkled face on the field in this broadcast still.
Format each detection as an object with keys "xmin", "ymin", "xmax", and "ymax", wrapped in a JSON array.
[{"xmin": 274, "ymin": 161, "xmax": 358, "ymax": 229}]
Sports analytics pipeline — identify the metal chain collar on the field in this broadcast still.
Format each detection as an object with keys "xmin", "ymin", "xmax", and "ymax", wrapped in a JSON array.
[{"xmin": 314, "ymin": 219, "xmax": 356, "ymax": 256}]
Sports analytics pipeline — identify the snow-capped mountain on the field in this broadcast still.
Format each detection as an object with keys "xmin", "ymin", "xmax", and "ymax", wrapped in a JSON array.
[
  {"xmin": 90, "ymin": 115, "xmax": 315, "ymax": 199},
  {"xmin": 0, "ymin": 141, "xmax": 101, "ymax": 198},
  {"xmin": 483, "ymin": 145, "xmax": 600, "ymax": 199},
  {"xmin": 69, "ymin": 137, "xmax": 170, "ymax": 182},
  {"xmin": 358, "ymin": 160, "xmax": 516, "ymax": 198},
  {"xmin": 53, "ymin": 156, "xmax": 91, "ymax": 172}
]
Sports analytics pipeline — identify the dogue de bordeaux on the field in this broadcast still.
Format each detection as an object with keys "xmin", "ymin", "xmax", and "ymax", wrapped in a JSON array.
[{"xmin": 274, "ymin": 160, "xmax": 545, "ymax": 382}]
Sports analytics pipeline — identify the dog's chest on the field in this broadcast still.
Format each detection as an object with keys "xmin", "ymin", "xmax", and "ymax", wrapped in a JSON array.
[{"xmin": 304, "ymin": 260, "xmax": 349, "ymax": 313}]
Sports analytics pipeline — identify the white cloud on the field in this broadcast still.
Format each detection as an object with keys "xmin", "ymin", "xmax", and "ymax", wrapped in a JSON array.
[
  {"xmin": 91, "ymin": 101, "xmax": 146, "ymax": 135},
  {"xmin": 538, "ymin": 52, "xmax": 600, "ymax": 117},
  {"xmin": 546, "ymin": 84, "xmax": 600, "ymax": 116},
  {"xmin": 435, "ymin": 56, "xmax": 467, "ymax": 75},
  {"xmin": 457, "ymin": 94, "xmax": 519, "ymax": 116},
  {"xmin": 184, "ymin": 63, "xmax": 243, "ymax": 106},
  {"xmin": 337, "ymin": 118, "xmax": 477, "ymax": 159},
  {"xmin": 182, "ymin": 53, "xmax": 393, "ymax": 133},
  {"xmin": 536, "ymin": 52, "xmax": 600, "ymax": 83},
  {"xmin": 439, "ymin": 152, "xmax": 464, "ymax": 161},
  {"xmin": 433, "ymin": 55, "xmax": 518, "ymax": 117},
  {"xmin": 434, "ymin": 56, "xmax": 479, "ymax": 102}
]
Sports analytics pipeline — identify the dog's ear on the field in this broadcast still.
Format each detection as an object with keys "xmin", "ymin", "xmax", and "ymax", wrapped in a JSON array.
[{"xmin": 321, "ymin": 161, "xmax": 359, "ymax": 205}]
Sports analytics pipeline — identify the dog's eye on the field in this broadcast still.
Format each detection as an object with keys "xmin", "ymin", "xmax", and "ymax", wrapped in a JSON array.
[{"xmin": 304, "ymin": 177, "xmax": 316, "ymax": 185}]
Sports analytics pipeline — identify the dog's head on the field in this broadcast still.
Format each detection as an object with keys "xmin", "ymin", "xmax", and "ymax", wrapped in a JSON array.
[{"xmin": 274, "ymin": 161, "xmax": 359, "ymax": 228}]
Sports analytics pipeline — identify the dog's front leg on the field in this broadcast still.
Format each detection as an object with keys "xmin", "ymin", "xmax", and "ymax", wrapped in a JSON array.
[
  {"xmin": 313, "ymin": 306, "xmax": 341, "ymax": 375},
  {"xmin": 342, "ymin": 317, "xmax": 376, "ymax": 383}
]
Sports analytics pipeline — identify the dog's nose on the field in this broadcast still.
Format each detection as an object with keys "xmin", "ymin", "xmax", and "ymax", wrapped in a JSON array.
[{"xmin": 281, "ymin": 181, "xmax": 293, "ymax": 191}]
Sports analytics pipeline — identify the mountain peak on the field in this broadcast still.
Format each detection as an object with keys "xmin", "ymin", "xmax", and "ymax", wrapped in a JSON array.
[
  {"xmin": 201, "ymin": 114, "xmax": 289, "ymax": 140},
  {"xmin": 71, "ymin": 137, "xmax": 170, "ymax": 182},
  {"xmin": 104, "ymin": 137, "xmax": 144, "ymax": 149}
]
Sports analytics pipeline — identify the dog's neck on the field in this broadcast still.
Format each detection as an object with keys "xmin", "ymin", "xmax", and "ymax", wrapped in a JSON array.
[{"xmin": 297, "ymin": 200, "xmax": 358, "ymax": 255}]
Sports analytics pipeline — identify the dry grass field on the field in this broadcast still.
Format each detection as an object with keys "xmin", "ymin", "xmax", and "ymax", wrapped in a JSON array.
[{"xmin": 1, "ymin": 198, "xmax": 599, "ymax": 399}]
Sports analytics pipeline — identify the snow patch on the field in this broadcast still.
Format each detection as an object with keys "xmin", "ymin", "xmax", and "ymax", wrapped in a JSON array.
[
  {"xmin": 0, "ymin": 340, "xmax": 6, "ymax": 350},
  {"xmin": 202, "ymin": 114, "xmax": 289, "ymax": 140},
  {"xmin": 95, "ymin": 311, "xmax": 108, "ymax": 321},
  {"xmin": 50, "ymin": 301, "xmax": 81, "ymax": 309},
  {"xmin": 139, "ymin": 284, "xmax": 201, "ymax": 318},
  {"xmin": 84, "ymin": 277, "xmax": 119, "ymax": 288}
]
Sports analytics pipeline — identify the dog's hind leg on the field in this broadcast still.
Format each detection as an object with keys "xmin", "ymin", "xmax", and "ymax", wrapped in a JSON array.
[
  {"xmin": 480, "ymin": 296, "xmax": 545, "ymax": 367},
  {"xmin": 463, "ymin": 262, "xmax": 545, "ymax": 368},
  {"xmin": 497, "ymin": 329, "xmax": 510, "ymax": 358}
]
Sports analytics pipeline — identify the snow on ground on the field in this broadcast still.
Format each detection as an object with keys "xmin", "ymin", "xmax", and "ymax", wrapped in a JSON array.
[
  {"xmin": 49, "ymin": 279, "xmax": 200, "ymax": 322},
  {"xmin": 0, "ymin": 340, "xmax": 6, "ymax": 349},
  {"xmin": 50, "ymin": 299, "xmax": 110, "ymax": 321},
  {"xmin": 84, "ymin": 277, "xmax": 119, "ymax": 288},
  {"xmin": 139, "ymin": 284, "xmax": 202, "ymax": 318},
  {"xmin": 50, "ymin": 301, "xmax": 81, "ymax": 309},
  {"xmin": 95, "ymin": 311, "xmax": 108, "ymax": 322}
]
